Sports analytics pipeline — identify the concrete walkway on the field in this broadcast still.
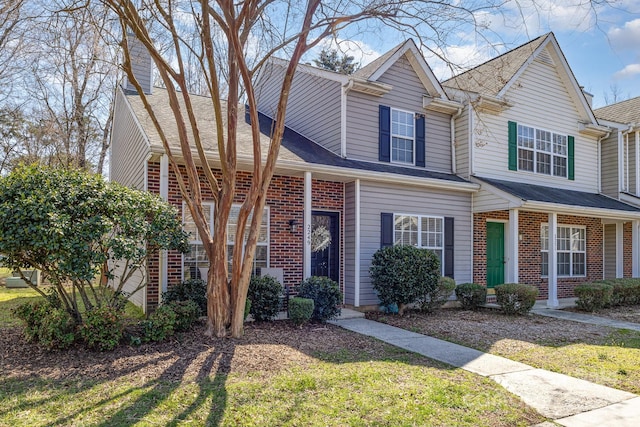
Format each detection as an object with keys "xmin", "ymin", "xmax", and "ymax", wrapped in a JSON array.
[
  {"xmin": 532, "ymin": 308, "xmax": 640, "ymax": 332},
  {"xmin": 329, "ymin": 315, "xmax": 640, "ymax": 426}
]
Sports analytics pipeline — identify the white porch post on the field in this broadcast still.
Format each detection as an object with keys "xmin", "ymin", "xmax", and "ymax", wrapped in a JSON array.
[
  {"xmin": 159, "ymin": 154, "xmax": 169, "ymax": 297},
  {"xmin": 508, "ymin": 209, "xmax": 519, "ymax": 283},
  {"xmin": 354, "ymin": 179, "xmax": 361, "ymax": 307},
  {"xmin": 616, "ymin": 222, "xmax": 624, "ymax": 278},
  {"xmin": 303, "ymin": 172, "xmax": 312, "ymax": 280},
  {"xmin": 633, "ymin": 220, "xmax": 640, "ymax": 278},
  {"xmin": 547, "ymin": 212, "xmax": 559, "ymax": 308}
]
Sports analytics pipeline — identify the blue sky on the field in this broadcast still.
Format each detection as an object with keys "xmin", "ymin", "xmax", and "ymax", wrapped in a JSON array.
[{"xmin": 306, "ymin": 0, "xmax": 640, "ymax": 108}]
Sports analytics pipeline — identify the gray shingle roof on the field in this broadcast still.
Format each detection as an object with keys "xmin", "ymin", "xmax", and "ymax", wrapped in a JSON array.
[
  {"xmin": 443, "ymin": 34, "xmax": 549, "ymax": 96},
  {"xmin": 594, "ymin": 96, "xmax": 640, "ymax": 124},
  {"xmin": 477, "ymin": 176, "xmax": 640, "ymax": 212}
]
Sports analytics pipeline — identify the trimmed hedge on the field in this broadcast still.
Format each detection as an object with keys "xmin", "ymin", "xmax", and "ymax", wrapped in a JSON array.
[
  {"xmin": 455, "ymin": 283, "xmax": 487, "ymax": 311},
  {"xmin": 162, "ymin": 278, "xmax": 207, "ymax": 317},
  {"xmin": 297, "ymin": 276, "xmax": 342, "ymax": 322},
  {"xmin": 248, "ymin": 275, "xmax": 283, "ymax": 322},
  {"xmin": 420, "ymin": 276, "xmax": 456, "ymax": 313},
  {"xmin": 494, "ymin": 283, "xmax": 538, "ymax": 315},
  {"xmin": 288, "ymin": 297, "xmax": 314, "ymax": 325},
  {"xmin": 574, "ymin": 282, "xmax": 613, "ymax": 312}
]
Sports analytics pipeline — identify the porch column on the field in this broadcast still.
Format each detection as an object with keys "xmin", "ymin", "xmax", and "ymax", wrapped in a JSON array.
[
  {"xmin": 633, "ymin": 220, "xmax": 640, "ymax": 277},
  {"xmin": 354, "ymin": 179, "xmax": 361, "ymax": 307},
  {"xmin": 508, "ymin": 209, "xmax": 519, "ymax": 283},
  {"xmin": 616, "ymin": 222, "xmax": 624, "ymax": 278},
  {"xmin": 159, "ymin": 154, "xmax": 169, "ymax": 297},
  {"xmin": 303, "ymin": 171, "xmax": 312, "ymax": 279},
  {"xmin": 547, "ymin": 212, "xmax": 559, "ymax": 308}
]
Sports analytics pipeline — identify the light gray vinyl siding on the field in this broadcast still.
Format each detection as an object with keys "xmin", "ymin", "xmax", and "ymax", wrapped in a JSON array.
[
  {"xmin": 346, "ymin": 55, "xmax": 452, "ymax": 172},
  {"xmin": 604, "ymin": 224, "xmax": 616, "ymax": 279},
  {"xmin": 344, "ymin": 182, "xmax": 357, "ymax": 305},
  {"xmin": 357, "ymin": 181, "xmax": 472, "ymax": 306},
  {"xmin": 629, "ymin": 137, "xmax": 637, "ymax": 195},
  {"xmin": 473, "ymin": 187, "xmax": 511, "ymax": 213},
  {"xmin": 255, "ymin": 62, "xmax": 342, "ymax": 154},
  {"xmin": 600, "ymin": 132, "xmax": 620, "ymax": 198},
  {"xmin": 110, "ymin": 88, "xmax": 150, "ymax": 190},
  {"xmin": 109, "ymin": 261, "xmax": 146, "ymax": 310},
  {"xmin": 455, "ymin": 106, "xmax": 470, "ymax": 178}
]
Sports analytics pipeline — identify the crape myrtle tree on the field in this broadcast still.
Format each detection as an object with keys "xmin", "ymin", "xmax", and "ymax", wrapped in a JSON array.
[
  {"xmin": 98, "ymin": 0, "xmax": 613, "ymax": 337},
  {"xmin": 0, "ymin": 165, "xmax": 189, "ymax": 323}
]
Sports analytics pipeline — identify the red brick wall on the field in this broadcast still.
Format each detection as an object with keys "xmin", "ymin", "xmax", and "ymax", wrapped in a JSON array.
[
  {"xmin": 146, "ymin": 162, "xmax": 344, "ymax": 310},
  {"xmin": 474, "ymin": 210, "xmax": 604, "ymax": 299}
]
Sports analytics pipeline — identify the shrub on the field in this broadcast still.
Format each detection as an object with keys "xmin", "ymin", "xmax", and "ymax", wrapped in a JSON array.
[
  {"xmin": 574, "ymin": 282, "xmax": 613, "ymax": 311},
  {"xmin": 143, "ymin": 304, "xmax": 177, "ymax": 342},
  {"xmin": 495, "ymin": 283, "xmax": 538, "ymax": 315},
  {"xmin": 609, "ymin": 279, "xmax": 640, "ymax": 306},
  {"xmin": 297, "ymin": 276, "xmax": 342, "ymax": 322},
  {"xmin": 168, "ymin": 300, "xmax": 200, "ymax": 332},
  {"xmin": 247, "ymin": 275, "xmax": 282, "ymax": 321},
  {"xmin": 455, "ymin": 283, "xmax": 487, "ymax": 310},
  {"xmin": 288, "ymin": 297, "xmax": 314, "ymax": 325},
  {"xmin": 81, "ymin": 306, "xmax": 125, "ymax": 351},
  {"xmin": 370, "ymin": 246, "xmax": 440, "ymax": 315},
  {"xmin": 420, "ymin": 276, "xmax": 456, "ymax": 313},
  {"xmin": 13, "ymin": 300, "xmax": 76, "ymax": 350},
  {"xmin": 163, "ymin": 278, "xmax": 207, "ymax": 316}
]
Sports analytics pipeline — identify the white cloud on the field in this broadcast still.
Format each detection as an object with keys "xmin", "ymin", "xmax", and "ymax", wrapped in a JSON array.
[
  {"xmin": 614, "ymin": 63, "xmax": 640, "ymax": 80},
  {"xmin": 608, "ymin": 19, "xmax": 640, "ymax": 51},
  {"xmin": 425, "ymin": 43, "xmax": 497, "ymax": 80}
]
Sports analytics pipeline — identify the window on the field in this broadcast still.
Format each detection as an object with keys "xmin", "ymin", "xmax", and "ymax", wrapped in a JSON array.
[
  {"xmin": 394, "ymin": 214, "xmax": 443, "ymax": 272},
  {"xmin": 183, "ymin": 202, "xmax": 269, "ymax": 280},
  {"xmin": 391, "ymin": 108, "xmax": 414, "ymax": 164},
  {"xmin": 517, "ymin": 124, "xmax": 567, "ymax": 177},
  {"xmin": 541, "ymin": 224, "xmax": 586, "ymax": 277}
]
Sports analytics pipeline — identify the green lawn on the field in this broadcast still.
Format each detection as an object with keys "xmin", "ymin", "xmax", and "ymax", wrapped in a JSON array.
[{"xmin": 0, "ymin": 287, "xmax": 43, "ymax": 326}]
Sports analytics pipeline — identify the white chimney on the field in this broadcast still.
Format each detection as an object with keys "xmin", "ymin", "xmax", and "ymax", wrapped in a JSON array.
[
  {"xmin": 580, "ymin": 86, "xmax": 593, "ymax": 108},
  {"xmin": 124, "ymin": 33, "xmax": 153, "ymax": 95}
]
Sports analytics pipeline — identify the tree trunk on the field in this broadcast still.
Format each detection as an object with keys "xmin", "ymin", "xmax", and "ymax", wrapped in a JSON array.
[{"xmin": 205, "ymin": 247, "xmax": 230, "ymax": 338}]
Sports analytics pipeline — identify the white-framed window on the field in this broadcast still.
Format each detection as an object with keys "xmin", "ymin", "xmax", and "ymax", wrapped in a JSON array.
[
  {"xmin": 541, "ymin": 224, "xmax": 586, "ymax": 277},
  {"xmin": 394, "ymin": 213, "xmax": 443, "ymax": 272},
  {"xmin": 183, "ymin": 202, "xmax": 269, "ymax": 280},
  {"xmin": 391, "ymin": 108, "xmax": 415, "ymax": 164},
  {"xmin": 518, "ymin": 124, "xmax": 567, "ymax": 177}
]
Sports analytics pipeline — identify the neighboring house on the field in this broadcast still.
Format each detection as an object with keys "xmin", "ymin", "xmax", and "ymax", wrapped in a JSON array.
[
  {"xmin": 442, "ymin": 33, "xmax": 640, "ymax": 306},
  {"xmin": 110, "ymin": 39, "xmax": 478, "ymax": 312}
]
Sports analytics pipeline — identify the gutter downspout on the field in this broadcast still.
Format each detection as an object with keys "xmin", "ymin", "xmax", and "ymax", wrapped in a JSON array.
[
  {"xmin": 341, "ymin": 80, "xmax": 354, "ymax": 158},
  {"xmin": 597, "ymin": 129, "xmax": 611, "ymax": 194},
  {"xmin": 451, "ymin": 105, "xmax": 463, "ymax": 174},
  {"xmin": 159, "ymin": 154, "xmax": 169, "ymax": 298}
]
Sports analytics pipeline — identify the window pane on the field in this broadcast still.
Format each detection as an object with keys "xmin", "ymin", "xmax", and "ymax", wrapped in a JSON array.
[
  {"xmin": 541, "ymin": 252, "xmax": 548, "ymax": 276},
  {"xmin": 536, "ymin": 129, "xmax": 552, "ymax": 152},
  {"xmin": 184, "ymin": 243, "xmax": 209, "ymax": 280},
  {"xmin": 572, "ymin": 228, "xmax": 585, "ymax": 251},
  {"xmin": 558, "ymin": 252, "xmax": 571, "ymax": 276},
  {"xmin": 518, "ymin": 125, "xmax": 535, "ymax": 148},
  {"xmin": 557, "ymin": 227, "xmax": 571, "ymax": 251},
  {"xmin": 392, "ymin": 137, "xmax": 413, "ymax": 163},
  {"xmin": 553, "ymin": 156, "xmax": 567, "ymax": 177},
  {"xmin": 421, "ymin": 217, "xmax": 443, "ymax": 248},
  {"xmin": 540, "ymin": 226, "xmax": 549, "ymax": 250},
  {"xmin": 553, "ymin": 134, "xmax": 567, "ymax": 155},
  {"xmin": 519, "ymin": 148, "xmax": 534, "ymax": 171},
  {"xmin": 537, "ymin": 152, "xmax": 551, "ymax": 175},
  {"xmin": 184, "ymin": 204, "xmax": 211, "ymax": 242},
  {"xmin": 573, "ymin": 252, "xmax": 585, "ymax": 276}
]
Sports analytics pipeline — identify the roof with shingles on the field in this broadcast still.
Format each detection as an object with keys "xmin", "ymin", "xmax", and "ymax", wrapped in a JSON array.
[
  {"xmin": 124, "ymin": 87, "xmax": 470, "ymax": 184},
  {"xmin": 442, "ymin": 34, "xmax": 549, "ymax": 96},
  {"xmin": 593, "ymin": 96, "xmax": 640, "ymax": 124},
  {"xmin": 352, "ymin": 40, "xmax": 406, "ymax": 80},
  {"xmin": 477, "ymin": 176, "xmax": 640, "ymax": 212}
]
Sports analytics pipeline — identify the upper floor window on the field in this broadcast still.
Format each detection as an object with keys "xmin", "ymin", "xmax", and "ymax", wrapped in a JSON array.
[
  {"xmin": 391, "ymin": 109, "xmax": 415, "ymax": 164},
  {"xmin": 517, "ymin": 124, "xmax": 567, "ymax": 177},
  {"xmin": 508, "ymin": 121, "xmax": 574, "ymax": 180}
]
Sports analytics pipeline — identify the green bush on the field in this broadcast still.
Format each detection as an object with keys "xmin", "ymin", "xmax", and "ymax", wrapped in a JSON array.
[
  {"xmin": 495, "ymin": 283, "xmax": 538, "ymax": 315},
  {"xmin": 455, "ymin": 283, "xmax": 487, "ymax": 310},
  {"xmin": 370, "ymin": 245, "xmax": 441, "ymax": 315},
  {"xmin": 297, "ymin": 276, "xmax": 342, "ymax": 322},
  {"xmin": 168, "ymin": 300, "xmax": 200, "ymax": 332},
  {"xmin": 608, "ymin": 279, "xmax": 640, "ymax": 306},
  {"xmin": 143, "ymin": 304, "xmax": 177, "ymax": 342},
  {"xmin": 574, "ymin": 282, "xmax": 613, "ymax": 311},
  {"xmin": 163, "ymin": 278, "xmax": 207, "ymax": 316},
  {"xmin": 80, "ymin": 306, "xmax": 125, "ymax": 351},
  {"xmin": 247, "ymin": 275, "xmax": 283, "ymax": 322},
  {"xmin": 13, "ymin": 300, "xmax": 76, "ymax": 350},
  {"xmin": 420, "ymin": 276, "xmax": 456, "ymax": 313},
  {"xmin": 288, "ymin": 297, "xmax": 314, "ymax": 325}
]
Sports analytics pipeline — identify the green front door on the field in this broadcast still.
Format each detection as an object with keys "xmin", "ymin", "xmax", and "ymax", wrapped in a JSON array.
[{"xmin": 486, "ymin": 222, "xmax": 505, "ymax": 288}]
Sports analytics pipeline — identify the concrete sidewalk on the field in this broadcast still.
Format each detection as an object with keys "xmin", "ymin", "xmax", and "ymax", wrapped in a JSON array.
[
  {"xmin": 532, "ymin": 307, "xmax": 640, "ymax": 332},
  {"xmin": 329, "ymin": 317, "xmax": 640, "ymax": 426}
]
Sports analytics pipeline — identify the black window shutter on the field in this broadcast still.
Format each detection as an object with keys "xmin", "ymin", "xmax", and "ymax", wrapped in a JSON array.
[
  {"xmin": 444, "ymin": 217, "xmax": 454, "ymax": 278},
  {"xmin": 508, "ymin": 121, "xmax": 517, "ymax": 171},
  {"xmin": 380, "ymin": 212, "xmax": 394, "ymax": 247},
  {"xmin": 379, "ymin": 105, "xmax": 391, "ymax": 162},
  {"xmin": 415, "ymin": 114, "xmax": 425, "ymax": 167}
]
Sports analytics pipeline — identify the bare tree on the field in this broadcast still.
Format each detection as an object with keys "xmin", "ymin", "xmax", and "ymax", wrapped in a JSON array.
[{"xmin": 0, "ymin": 0, "xmax": 27, "ymax": 103}]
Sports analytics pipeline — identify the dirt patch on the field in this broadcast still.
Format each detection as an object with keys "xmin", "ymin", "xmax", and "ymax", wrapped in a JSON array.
[{"xmin": 565, "ymin": 304, "xmax": 640, "ymax": 324}]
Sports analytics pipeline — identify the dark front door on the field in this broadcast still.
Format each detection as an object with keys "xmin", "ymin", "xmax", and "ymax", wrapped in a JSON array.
[
  {"xmin": 486, "ymin": 221, "xmax": 505, "ymax": 288},
  {"xmin": 311, "ymin": 211, "xmax": 339, "ymax": 283}
]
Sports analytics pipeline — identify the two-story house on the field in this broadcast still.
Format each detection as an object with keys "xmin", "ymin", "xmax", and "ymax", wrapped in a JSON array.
[
  {"xmin": 110, "ymin": 39, "xmax": 478, "ymax": 312},
  {"xmin": 442, "ymin": 33, "xmax": 640, "ymax": 307}
]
